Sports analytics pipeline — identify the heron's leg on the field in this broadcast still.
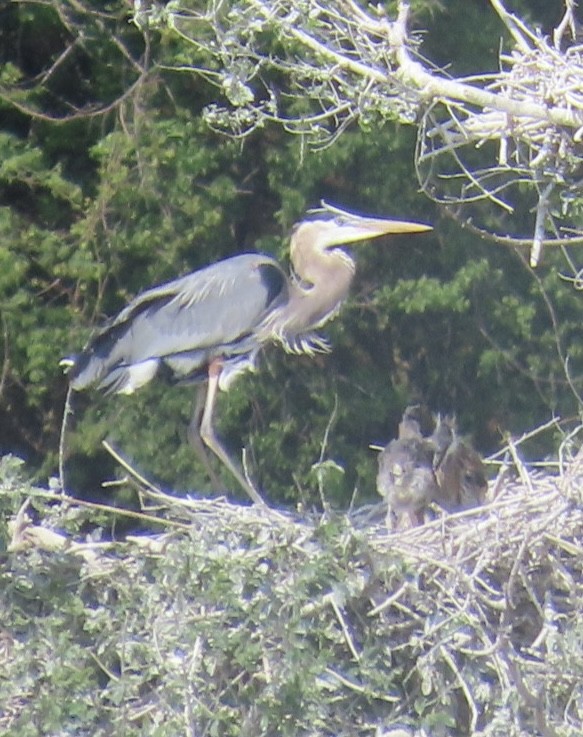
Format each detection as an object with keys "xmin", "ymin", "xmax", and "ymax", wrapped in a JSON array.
[
  {"xmin": 199, "ymin": 359, "xmax": 267, "ymax": 507},
  {"xmin": 187, "ymin": 383, "xmax": 223, "ymax": 492}
]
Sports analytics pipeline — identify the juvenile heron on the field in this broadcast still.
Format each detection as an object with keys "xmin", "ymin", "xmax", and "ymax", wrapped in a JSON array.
[
  {"xmin": 431, "ymin": 416, "xmax": 488, "ymax": 511},
  {"xmin": 63, "ymin": 204, "xmax": 431, "ymax": 504},
  {"xmin": 377, "ymin": 408, "xmax": 487, "ymax": 527},
  {"xmin": 377, "ymin": 407, "xmax": 440, "ymax": 527}
]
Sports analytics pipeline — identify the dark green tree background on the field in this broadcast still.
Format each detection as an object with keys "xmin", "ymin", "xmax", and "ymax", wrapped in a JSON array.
[{"xmin": 0, "ymin": 0, "xmax": 580, "ymax": 505}]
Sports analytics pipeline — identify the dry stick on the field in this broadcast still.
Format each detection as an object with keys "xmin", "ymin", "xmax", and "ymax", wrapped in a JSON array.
[
  {"xmin": 530, "ymin": 181, "xmax": 554, "ymax": 267},
  {"xmin": 374, "ymin": 484, "xmax": 566, "ymax": 571},
  {"xmin": 325, "ymin": 592, "xmax": 361, "ymax": 662},
  {"xmin": 0, "ymin": 66, "xmax": 149, "ymax": 124},
  {"xmin": 488, "ymin": 416, "xmax": 560, "ymax": 462},
  {"xmin": 241, "ymin": 447, "xmax": 256, "ymax": 496},
  {"xmin": 59, "ymin": 384, "xmax": 75, "ymax": 494},
  {"xmin": 69, "ymin": 496, "xmax": 193, "ymax": 531},
  {"xmin": 560, "ymin": 355, "xmax": 583, "ymax": 409},
  {"xmin": 489, "ymin": 0, "xmax": 536, "ymax": 53},
  {"xmin": 315, "ymin": 393, "xmax": 339, "ymax": 508},
  {"xmin": 102, "ymin": 439, "xmax": 163, "ymax": 494},
  {"xmin": 505, "ymin": 436, "xmax": 534, "ymax": 495},
  {"xmin": 559, "ymin": 425, "xmax": 583, "ymax": 493},
  {"xmin": 368, "ymin": 581, "xmax": 410, "ymax": 617},
  {"xmin": 520, "ymin": 247, "xmax": 572, "ymax": 385},
  {"xmin": 89, "ymin": 651, "xmax": 121, "ymax": 683},
  {"xmin": 323, "ymin": 667, "xmax": 368, "ymax": 695},
  {"xmin": 490, "ymin": 454, "xmax": 511, "ymax": 500},
  {"xmin": 558, "ymin": 423, "xmax": 583, "ymax": 478},
  {"xmin": 5, "ymin": 483, "xmax": 193, "ymax": 532},
  {"xmin": 390, "ymin": 1, "xmax": 581, "ymax": 128},
  {"xmin": 9, "ymin": 497, "xmax": 33, "ymax": 549},
  {"xmin": 553, "ymin": 0, "xmax": 578, "ymax": 50},
  {"xmin": 440, "ymin": 645, "xmax": 479, "ymax": 733},
  {"xmin": 102, "ymin": 439, "xmax": 295, "ymax": 523},
  {"xmin": 324, "ymin": 665, "xmax": 400, "ymax": 702},
  {"xmin": 446, "ymin": 211, "xmax": 583, "ymax": 249},
  {"xmin": 505, "ymin": 652, "xmax": 560, "ymax": 737}
]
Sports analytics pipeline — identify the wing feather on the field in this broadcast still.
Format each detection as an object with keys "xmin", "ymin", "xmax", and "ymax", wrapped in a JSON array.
[{"xmin": 68, "ymin": 253, "xmax": 287, "ymax": 392}]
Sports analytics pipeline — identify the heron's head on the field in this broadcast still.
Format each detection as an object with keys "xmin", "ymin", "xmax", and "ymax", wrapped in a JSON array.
[{"xmin": 290, "ymin": 205, "xmax": 432, "ymax": 260}]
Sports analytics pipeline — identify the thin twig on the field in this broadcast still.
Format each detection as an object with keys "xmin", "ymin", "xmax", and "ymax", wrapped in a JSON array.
[
  {"xmin": 59, "ymin": 385, "xmax": 75, "ymax": 495},
  {"xmin": 326, "ymin": 592, "xmax": 361, "ymax": 662}
]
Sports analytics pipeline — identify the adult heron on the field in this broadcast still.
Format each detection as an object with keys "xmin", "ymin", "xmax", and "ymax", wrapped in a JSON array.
[{"xmin": 63, "ymin": 204, "xmax": 431, "ymax": 504}]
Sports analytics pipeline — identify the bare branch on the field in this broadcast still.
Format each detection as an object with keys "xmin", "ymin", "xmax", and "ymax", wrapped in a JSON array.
[{"xmin": 129, "ymin": 0, "xmax": 583, "ymax": 255}]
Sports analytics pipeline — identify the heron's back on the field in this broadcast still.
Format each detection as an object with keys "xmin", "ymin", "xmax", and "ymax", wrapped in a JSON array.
[
  {"xmin": 435, "ymin": 439, "xmax": 488, "ymax": 511},
  {"xmin": 66, "ymin": 253, "xmax": 287, "ymax": 394}
]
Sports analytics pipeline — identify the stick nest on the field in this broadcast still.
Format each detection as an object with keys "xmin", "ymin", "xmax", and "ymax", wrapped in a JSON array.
[
  {"xmin": 417, "ymin": 26, "xmax": 583, "ymax": 261},
  {"xmin": 1, "ymin": 450, "xmax": 583, "ymax": 736}
]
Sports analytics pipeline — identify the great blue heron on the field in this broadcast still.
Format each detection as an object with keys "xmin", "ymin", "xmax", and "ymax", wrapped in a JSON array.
[{"xmin": 63, "ymin": 204, "xmax": 431, "ymax": 504}]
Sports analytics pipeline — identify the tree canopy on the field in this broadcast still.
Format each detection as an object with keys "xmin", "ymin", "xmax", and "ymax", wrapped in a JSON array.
[
  {"xmin": 1, "ymin": 0, "xmax": 582, "ymax": 504},
  {"xmin": 3, "ymin": 3, "xmax": 583, "ymax": 735}
]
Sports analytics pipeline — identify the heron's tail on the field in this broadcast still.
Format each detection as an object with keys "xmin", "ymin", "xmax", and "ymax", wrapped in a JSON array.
[{"xmin": 59, "ymin": 351, "xmax": 108, "ymax": 391}]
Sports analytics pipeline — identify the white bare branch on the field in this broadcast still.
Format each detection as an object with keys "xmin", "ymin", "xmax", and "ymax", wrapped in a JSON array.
[{"xmin": 133, "ymin": 0, "xmax": 583, "ymax": 255}]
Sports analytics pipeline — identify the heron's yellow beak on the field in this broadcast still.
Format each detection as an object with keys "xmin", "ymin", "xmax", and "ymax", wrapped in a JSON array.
[
  {"xmin": 357, "ymin": 217, "xmax": 432, "ymax": 237},
  {"xmin": 323, "ymin": 216, "xmax": 432, "ymax": 248}
]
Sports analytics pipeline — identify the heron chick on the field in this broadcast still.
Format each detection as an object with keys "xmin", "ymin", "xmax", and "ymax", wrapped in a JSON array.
[
  {"xmin": 62, "ymin": 204, "xmax": 431, "ymax": 504},
  {"xmin": 377, "ymin": 407, "xmax": 487, "ymax": 528},
  {"xmin": 431, "ymin": 415, "xmax": 488, "ymax": 511},
  {"xmin": 377, "ymin": 436, "xmax": 440, "ymax": 528}
]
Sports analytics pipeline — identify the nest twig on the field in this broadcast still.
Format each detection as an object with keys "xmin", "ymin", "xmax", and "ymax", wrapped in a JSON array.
[
  {"xmin": 2, "ymin": 440, "xmax": 583, "ymax": 735},
  {"xmin": 415, "ymin": 2, "xmax": 583, "ymax": 266}
]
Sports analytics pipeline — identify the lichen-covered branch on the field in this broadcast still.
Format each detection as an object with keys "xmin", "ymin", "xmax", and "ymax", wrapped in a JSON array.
[{"xmin": 134, "ymin": 0, "xmax": 583, "ymax": 257}]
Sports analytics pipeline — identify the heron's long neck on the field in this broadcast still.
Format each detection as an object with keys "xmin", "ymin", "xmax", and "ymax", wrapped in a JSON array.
[{"xmin": 285, "ymin": 247, "xmax": 356, "ymax": 334}]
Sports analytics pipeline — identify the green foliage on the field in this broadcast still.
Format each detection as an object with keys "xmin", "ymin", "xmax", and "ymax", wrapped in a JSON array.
[
  {"xmin": 3, "ymin": 0, "xmax": 583, "ymax": 730},
  {"xmin": 2, "ymin": 458, "xmax": 583, "ymax": 735}
]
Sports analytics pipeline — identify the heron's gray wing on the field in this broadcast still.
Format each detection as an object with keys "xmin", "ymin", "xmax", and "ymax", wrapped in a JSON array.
[{"xmin": 69, "ymin": 253, "xmax": 287, "ymax": 392}]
